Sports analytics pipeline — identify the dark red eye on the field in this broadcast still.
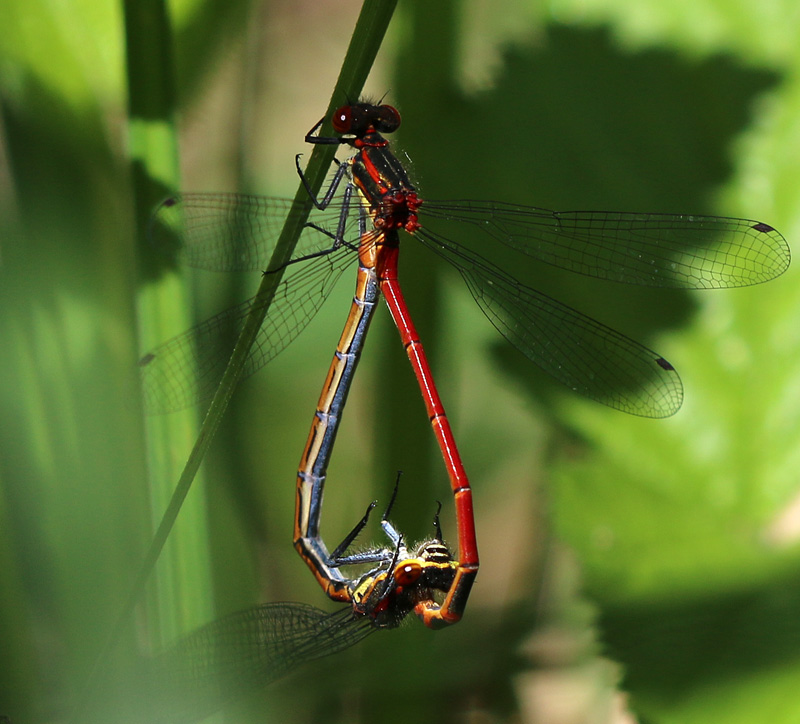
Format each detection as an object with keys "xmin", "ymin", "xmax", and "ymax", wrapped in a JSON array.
[
  {"xmin": 374, "ymin": 105, "xmax": 401, "ymax": 133},
  {"xmin": 331, "ymin": 105, "xmax": 352, "ymax": 133}
]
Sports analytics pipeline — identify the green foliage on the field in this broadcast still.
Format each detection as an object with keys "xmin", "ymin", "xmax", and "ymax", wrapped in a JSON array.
[{"xmin": 2, "ymin": 0, "xmax": 799, "ymax": 723}]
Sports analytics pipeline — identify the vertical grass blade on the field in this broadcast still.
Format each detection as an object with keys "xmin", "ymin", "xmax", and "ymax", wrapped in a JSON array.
[{"xmin": 72, "ymin": 0, "xmax": 398, "ymax": 720}]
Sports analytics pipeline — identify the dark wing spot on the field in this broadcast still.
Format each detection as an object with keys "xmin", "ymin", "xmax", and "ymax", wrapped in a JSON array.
[
  {"xmin": 752, "ymin": 222, "xmax": 774, "ymax": 233},
  {"xmin": 656, "ymin": 356, "xmax": 675, "ymax": 371},
  {"xmin": 138, "ymin": 352, "xmax": 156, "ymax": 367}
]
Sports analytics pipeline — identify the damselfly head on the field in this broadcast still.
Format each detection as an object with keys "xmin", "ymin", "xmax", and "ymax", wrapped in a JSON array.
[{"xmin": 332, "ymin": 102, "xmax": 401, "ymax": 137}]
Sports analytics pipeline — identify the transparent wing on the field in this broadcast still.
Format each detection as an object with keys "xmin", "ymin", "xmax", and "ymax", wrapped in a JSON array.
[
  {"xmin": 139, "ymin": 245, "xmax": 354, "ymax": 414},
  {"xmin": 149, "ymin": 193, "xmax": 361, "ymax": 271},
  {"xmin": 416, "ymin": 228, "xmax": 683, "ymax": 418},
  {"xmin": 112, "ymin": 604, "xmax": 374, "ymax": 724},
  {"xmin": 421, "ymin": 201, "xmax": 790, "ymax": 288}
]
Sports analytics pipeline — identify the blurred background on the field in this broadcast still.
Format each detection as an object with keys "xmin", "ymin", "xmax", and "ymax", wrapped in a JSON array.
[{"xmin": 2, "ymin": 0, "xmax": 800, "ymax": 722}]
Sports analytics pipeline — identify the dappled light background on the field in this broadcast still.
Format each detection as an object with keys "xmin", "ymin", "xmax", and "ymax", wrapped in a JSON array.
[{"xmin": 2, "ymin": 0, "xmax": 800, "ymax": 723}]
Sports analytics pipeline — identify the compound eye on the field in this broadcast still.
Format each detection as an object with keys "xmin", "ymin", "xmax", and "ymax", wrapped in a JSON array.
[
  {"xmin": 331, "ymin": 105, "xmax": 353, "ymax": 133},
  {"xmin": 374, "ymin": 105, "xmax": 401, "ymax": 133},
  {"xmin": 395, "ymin": 560, "xmax": 422, "ymax": 586}
]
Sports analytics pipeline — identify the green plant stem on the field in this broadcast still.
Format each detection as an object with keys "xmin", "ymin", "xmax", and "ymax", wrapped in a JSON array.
[
  {"xmin": 127, "ymin": 0, "xmax": 217, "ymax": 652},
  {"xmin": 70, "ymin": 0, "xmax": 397, "ymax": 721}
]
